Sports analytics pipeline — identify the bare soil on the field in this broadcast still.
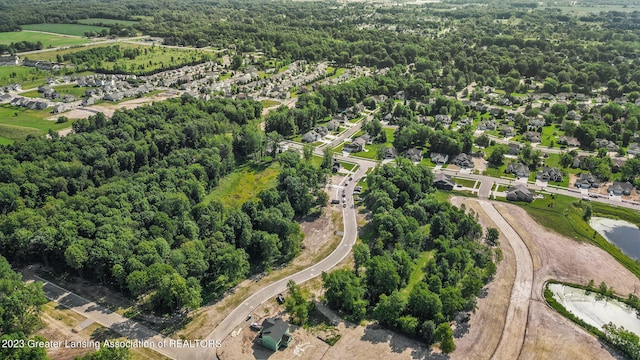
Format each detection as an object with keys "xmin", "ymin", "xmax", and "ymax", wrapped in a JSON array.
[
  {"xmin": 495, "ymin": 202, "xmax": 640, "ymax": 359},
  {"xmin": 449, "ymin": 198, "xmax": 516, "ymax": 360}
]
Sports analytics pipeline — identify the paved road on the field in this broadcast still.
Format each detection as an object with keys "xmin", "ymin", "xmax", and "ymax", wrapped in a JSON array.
[
  {"xmin": 21, "ymin": 271, "xmax": 202, "ymax": 360},
  {"xmin": 203, "ymin": 162, "xmax": 372, "ymax": 359},
  {"xmin": 478, "ymin": 201, "xmax": 534, "ymax": 360}
]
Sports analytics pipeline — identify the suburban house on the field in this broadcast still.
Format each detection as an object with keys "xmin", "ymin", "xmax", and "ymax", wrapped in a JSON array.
[
  {"xmin": 537, "ymin": 167, "xmax": 563, "ymax": 182},
  {"xmin": 571, "ymin": 156, "xmax": 583, "ymax": 169},
  {"xmin": 500, "ymin": 125, "xmax": 515, "ymax": 137},
  {"xmin": 608, "ymin": 181, "xmax": 634, "ymax": 196},
  {"xmin": 0, "ymin": 93, "xmax": 11, "ymax": 103},
  {"xmin": 575, "ymin": 173, "xmax": 600, "ymax": 188},
  {"xmin": 628, "ymin": 143, "xmax": 640, "ymax": 156},
  {"xmin": 315, "ymin": 126, "xmax": 329, "ymax": 137},
  {"xmin": 506, "ymin": 184, "xmax": 534, "ymax": 202},
  {"xmin": 301, "ymin": 131, "xmax": 321, "ymax": 143},
  {"xmin": 558, "ymin": 136, "xmax": 581, "ymax": 147},
  {"xmin": 382, "ymin": 146, "xmax": 398, "ymax": 159},
  {"xmin": 452, "ymin": 153, "xmax": 474, "ymax": 168},
  {"xmin": 595, "ymin": 138, "xmax": 618, "ymax": 151},
  {"xmin": 478, "ymin": 120, "xmax": 497, "ymax": 131},
  {"xmin": 433, "ymin": 173, "xmax": 455, "ymax": 190},
  {"xmin": 528, "ymin": 118, "xmax": 545, "ymax": 130},
  {"xmin": 505, "ymin": 162, "xmax": 530, "ymax": 178},
  {"xmin": 430, "ymin": 152, "xmax": 449, "ymax": 165},
  {"xmin": 260, "ymin": 318, "xmax": 292, "ymax": 351},
  {"xmin": 326, "ymin": 120, "xmax": 340, "ymax": 131},
  {"xmin": 346, "ymin": 137, "xmax": 366, "ymax": 152},
  {"xmin": 405, "ymin": 148, "xmax": 423, "ymax": 162},
  {"xmin": 52, "ymin": 104, "xmax": 66, "ymax": 114},
  {"xmin": 507, "ymin": 143, "xmax": 521, "ymax": 155},
  {"xmin": 522, "ymin": 131, "xmax": 541, "ymax": 143},
  {"xmin": 435, "ymin": 114, "xmax": 452, "ymax": 126}
]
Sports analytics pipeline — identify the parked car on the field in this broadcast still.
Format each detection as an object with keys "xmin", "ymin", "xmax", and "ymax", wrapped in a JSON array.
[
  {"xmin": 276, "ymin": 293, "xmax": 285, "ymax": 304},
  {"xmin": 250, "ymin": 322, "xmax": 263, "ymax": 331},
  {"xmin": 331, "ymin": 199, "xmax": 340, "ymax": 204}
]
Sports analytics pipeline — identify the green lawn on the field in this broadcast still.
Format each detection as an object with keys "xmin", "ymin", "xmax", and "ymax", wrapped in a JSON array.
[
  {"xmin": 0, "ymin": 66, "xmax": 52, "ymax": 88},
  {"xmin": 399, "ymin": 251, "xmax": 434, "ymax": 299},
  {"xmin": 0, "ymin": 30, "xmax": 89, "ymax": 47},
  {"xmin": 22, "ymin": 24, "xmax": 107, "ymax": 37},
  {"xmin": 521, "ymin": 194, "xmax": 640, "ymax": 280},
  {"xmin": 540, "ymin": 124, "xmax": 565, "ymax": 147},
  {"xmin": 260, "ymin": 99, "xmax": 281, "ymax": 108},
  {"xmin": 0, "ymin": 105, "xmax": 73, "ymax": 140},
  {"xmin": 76, "ymin": 18, "xmax": 139, "ymax": 26},
  {"xmin": 203, "ymin": 162, "xmax": 280, "ymax": 209},
  {"xmin": 349, "ymin": 128, "xmax": 395, "ymax": 160},
  {"xmin": 0, "ymin": 136, "xmax": 13, "ymax": 145},
  {"xmin": 452, "ymin": 177, "xmax": 476, "ymax": 188},
  {"xmin": 22, "ymin": 84, "xmax": 89, "ymax": 101}
]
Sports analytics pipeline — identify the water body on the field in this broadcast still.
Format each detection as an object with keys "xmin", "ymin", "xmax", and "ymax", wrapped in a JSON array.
[
  {"xmin": 549, "ymin": 283, "xmax": 640, "ymax": 337},
  {"xmin": 590, "ymin": 217, "xmax": 640, "ymax": 260}
]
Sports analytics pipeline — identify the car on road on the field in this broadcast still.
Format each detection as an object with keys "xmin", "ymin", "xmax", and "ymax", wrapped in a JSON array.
[
  {"xmin": 582, "ymin": 196, "xmax": 590, "ymax": 201},
  {"xmin": 343, "ymin": 203, "xmax": 347, "ymax": 208},
  {"xmin": 456, "ymin": 184, "xmax": 462, "ymax": 188},
  {"xmin": 246, "ymin": 314, "xmax": 252, "ymax": 321}
]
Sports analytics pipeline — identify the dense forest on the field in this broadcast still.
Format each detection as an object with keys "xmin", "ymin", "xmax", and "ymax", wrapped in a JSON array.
[
  {"xmin": 322, "ymin": 160, "xmax": 497, "ymax": 351},
  {"xmin": 0, "ymin": 96, "xmax": 329, "ymax": 313}
]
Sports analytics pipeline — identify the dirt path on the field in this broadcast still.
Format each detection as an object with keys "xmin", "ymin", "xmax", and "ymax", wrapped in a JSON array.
[
  {"xmin": 449, "ymin": 198, "xmax": 516, "ymax": 360},
  {"xmin": 477, "ymin": 201, "xmax": 533, "ymax": 360}
]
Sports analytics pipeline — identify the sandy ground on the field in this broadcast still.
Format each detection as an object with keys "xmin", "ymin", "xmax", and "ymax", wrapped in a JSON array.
[
  {"xmin": 472, "ymin": 157, "xmax": 488, "ymax": 173},
  {"xmin": 495, "ymin": 202, "xmax": 640, "ymax": 359},
  {"xmin": 449, "ymin": 198, "xmax": 516, "ymax": 360}
]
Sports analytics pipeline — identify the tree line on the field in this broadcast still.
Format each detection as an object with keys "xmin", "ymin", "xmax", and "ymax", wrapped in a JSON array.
[
  {"xmin": 322, "ymin": 159, "xmax": 498, "ymax": 351},
  {"xmin": 0, "ymin": 95, "xmax": 328, "ymax": 314}
]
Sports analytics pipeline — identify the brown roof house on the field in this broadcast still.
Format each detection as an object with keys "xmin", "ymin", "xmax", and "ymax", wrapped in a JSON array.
[
  {"xmin": 346, "ymin": 137, "xmax": 366, "ymax": 152},
  {"xmin": 433, "ymin": 173, "xmax": 455, "ymax": 190}
]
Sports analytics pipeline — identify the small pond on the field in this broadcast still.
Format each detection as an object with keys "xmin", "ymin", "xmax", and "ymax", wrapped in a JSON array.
[{"xmin": 589, "ymin": 217, "xmax": 640, "ymax": 260}]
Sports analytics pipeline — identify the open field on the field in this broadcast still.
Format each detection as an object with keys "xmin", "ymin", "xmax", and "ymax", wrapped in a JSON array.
[
  {"xmin": 77, "ymin": 18, "xmax": 140, "ymax": 26},
  {"xmin": 204, "ymin": 162, "xmax": 280, "ymax": 209},
  {"xmin": 26, "ymin": 43, "xmax": 213, "ymax": 75},
  {"xmin": 0, "ymin": 105, "xmax": 73, "ymax": 140},
  {"xmin": 0, "ymin": 30, "xmax": 89, "ymax": 48},
  {"xmin": 22, "ymin": 24, "xmax": 108, "ymax": 37},
  {"xmin": 0, "ymin": 66, "xmax": 53, "ymax": 88}
]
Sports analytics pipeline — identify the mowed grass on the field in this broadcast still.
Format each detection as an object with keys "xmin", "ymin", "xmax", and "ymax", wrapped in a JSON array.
[
  {"xmin": 77, "ymin": 18, "xmax": 139, "ymax": 26},
  {"xmin": 0, "ymin": 105, "xmax": 72, "ymax": 139},
  {"xmin": 204, "ymin": 162, "xmax": 281, "ymax": 209},
  {"xmin": 0, "ymin": 136, "xmax": 13, "ymax": 145},
  {"xmin": 0, "ymin": 66, "xmax": 52, "ymax": 88},
  {"xmin": 22, "ymin": 24, "xmax": 107, "ymax": 37},
  {"xmin": 0, "ymin": 30, "xmax": 89, "ymax": 47},
  {"xmin": 260, "ymin": 99, "xmax": 281, "ymax": 108},
  {"xmin": 399, "ymin": 251, "xmax": 434, "ymax": 299}
]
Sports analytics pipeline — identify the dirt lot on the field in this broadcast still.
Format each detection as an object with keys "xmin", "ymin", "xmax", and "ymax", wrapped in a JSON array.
[{"xmin": 495, "ymin": 202, "xmax": 639, "ymax": 359}]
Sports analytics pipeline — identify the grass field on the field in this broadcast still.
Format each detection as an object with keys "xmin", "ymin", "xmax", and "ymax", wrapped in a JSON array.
[
  {"xmin": 22, "ymin": 83, "xmax": 89, "ymax": 101},
  {"xmin": 399, "ymin": 251, "xmax": 434, "ymax": 299},
  {"xmin": 260, "ymin": 99, "xmax": 281, "ymax": 108},
  {"xmin": 77, "ymin": 18, "xmax": 139, "ymax": 26},
  {"xmin": 0, "ymin": 136, "xmax": 13, "ymax": 145},
  {"xmin": 350, "ymin": 128, "xmax": 395, "ymax": 159},
  {"xmin": 0, "ymin": 104, "xmax": 72, "ymax": 140},
  {"xmin": 22, "ymin": 24, "xmax": 108, "ymax": 37},
  {"xmin": 0, "ymin": 66, "xmax": 53, "ymax": 88},
  {"xmin": 0, "ymin": 30, "xmax": 89, "ymax": 48},
  {"xmin": 204, "ymin": 162, "xmax": 280, "ymax": 209},
  {"xmin": 26, "ymin": 43, "xmax": 212, "ymax": 75}
]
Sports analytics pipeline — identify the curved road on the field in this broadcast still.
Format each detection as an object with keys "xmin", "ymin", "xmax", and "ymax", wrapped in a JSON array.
[{"xmin": 201, "ymin": 156, "xmax": 374, "ymax": 360}]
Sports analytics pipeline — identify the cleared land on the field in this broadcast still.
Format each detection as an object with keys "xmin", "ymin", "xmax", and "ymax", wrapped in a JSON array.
[
  {"xmin": 0, "ymin": 30, "xmax": 89, "ymax": 47},
  {"xmin": 0, "ymin": 66, "xmax": 52, "ymax": 88},
  {"xmin": 22, "ymin": 24, "xmax": 108, "ymax": 37},
  {"xmin": 0, "ymin": 105, "xmax": 72, "ymax": 140},
  {"xmin": 203, "ymin": 162, "xmax": 281, "ymax": 209}
]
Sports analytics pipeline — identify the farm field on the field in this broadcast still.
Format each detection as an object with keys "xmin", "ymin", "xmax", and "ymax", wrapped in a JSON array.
[
  {"xmin": 0, "ymin": 104, "xmax": 72, "ymax": 141},
  {"xmin": 22, "ymin": 23, "xmax": 108, "ymax": 37},
  {"xmin": 76, "ymin": 18, "xmax": 139, "ymax": 26},
  {"xmin": 0, "ymin": 30, "xmax": 89, "ymax": 48}
]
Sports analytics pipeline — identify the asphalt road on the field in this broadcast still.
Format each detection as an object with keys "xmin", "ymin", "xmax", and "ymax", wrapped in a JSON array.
[{"xmin": 202, "ymin": 159, "xmax": 373, "ymax": 359}]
